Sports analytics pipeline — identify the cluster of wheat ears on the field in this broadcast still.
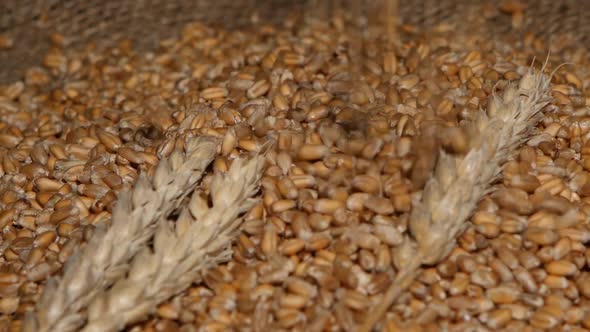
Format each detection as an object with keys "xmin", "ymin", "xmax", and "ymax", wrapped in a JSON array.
[
  {"xmin": 20, "ymin": 54, "xmax": 553, "ymax": 331},
  {"xmin": 23, "ymin": 137, "xmax": 267, "ymax": 332}
]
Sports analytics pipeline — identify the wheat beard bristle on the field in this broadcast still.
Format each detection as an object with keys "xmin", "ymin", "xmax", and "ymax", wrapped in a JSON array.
[
  {"xmin": 358, "ymin": 67, "xmax": 553, "ymax": 332},
  {"xmin": 24, "ymin": 137, "xmax": 218, "ymax": 332}
]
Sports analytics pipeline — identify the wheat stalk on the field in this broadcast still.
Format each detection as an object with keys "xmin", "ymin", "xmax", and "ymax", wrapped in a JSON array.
[
  {"xmin": 25, "ymin": 137, "xmax": 219, "ymax": 332},
  {"xmin": 359, "ymin": 68, "xmax": 552, "ymax": 332},
  {"xmin": 80, "ymin": 151, "xmax": 266, "ymax": 332}
]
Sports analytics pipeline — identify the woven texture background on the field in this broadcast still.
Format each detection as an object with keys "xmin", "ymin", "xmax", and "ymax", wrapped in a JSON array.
[{"xmin": 1, "ymin": 0, "xmax": 589, "ymax": 83}]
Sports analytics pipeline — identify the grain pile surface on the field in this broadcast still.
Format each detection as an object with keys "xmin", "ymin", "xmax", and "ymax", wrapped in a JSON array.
[{"xmin": 1, "ymin": 3, "xmax": 590, "ymax": 332}]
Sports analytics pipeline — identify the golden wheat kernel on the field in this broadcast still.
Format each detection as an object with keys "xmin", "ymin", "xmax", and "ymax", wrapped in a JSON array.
[
  {"xmin": 360, "ymin": 251, "xmax": 378, "ymax": 271},
  {"xmin": 279, "ymin": 293, "xmax": 307, "ymax": 310},
  {"xmin": 96, "ymin": 129, "xmax": 122, "ymax": 152},
  {"xmin": 564, "ymin": 306, "xmax": 585, "ymax": 325},
  {"xmin": 246, "ymin": 80, "xmax": 270, "ymax": 99},
  {"xmin": 475, "ymin": 222, "xmax": 500, "ymax": 238},
  {"xmin": 261, "ymin": 223, "xmax": 278, "ymax": 257},
  {"xmin": 524, "ymin": 227, "xmax": 560, "ymax": 245},
  {"xmin": 305, "ymin": 232, "xmax": 331, "ymax": 251},
  {"xmin": 277, "ymin": 176, "xmax": 298, "ymax": 199},
  {"xmin": 499, "ymin": 218, "xmax": 526, "ymax": 234},
  {"xmin": 581, "ymin": 308, "xmax": 590, "ymax": 330},
  {"xmin": 504, "ymin": 303, "xmax": 531, "ymax": 322},
  {"xmin": 543, "ymin": 275, "xmax": 569, "ymax": 289},
  {"xmin": 455, "ymin": 254, "xmax": 477, "ymax": 274},
  {"xmin": 236, "ymin": 234, "xmax": 256, "ymax": 259},
  {"xmin": 327, "ymin": 187, "xmax": 349, "ymax": 204},
  {"xmin": 528, "ymin": 268, "xmax": 548, "ymax": 286},
  {"xmin": 0, "ymin": 271, "xmax": 19, "ymax": 284},
  {"xmin": 530, "ymin": 308, "xmax": 560, "ymax": 329},
  {"xmin": 49, "ymin": 207, "xmax": 77, "ymax": 225},
  {"xmin": 201, "ymin": 87, "xmax": 228, "ymax": 100},
  {"xmin": 531, "ymin": 193, "xmax": 572, "ymax": 215},
  {"xmin": 363, "ymin": 196, "xmax": 394, "ymax": 215},
  {"xmin": 508, "ymin": 174, "xmax": 541, "ymax": 193},
  {"xmin": 493, "ymin": 188, "xmax": 533, "ymax": 215},
  {"xmin": 485, "ymin": 308, "xmax": 512, "ymax": 329},
  {"xmin": 306, "ymin": 105, "xmax": 329, "ymax": 122},
  {"xmin": 307, "ymin": 213, "xmax": 331, "ymax": 231},
  {"xmin": 509, "ymin": 269, "xmax": 536, "ymax": 295},
  {"xmin": 545, "ymin": 260, "xmax": 578, "ymax": 276},
  {"xmin": 558, "ymin": 227, "xmax": 590, "ymax": 243},
  {"xmin": 341, "ymin": 289, "xmax": 370, "ymax": 311},
  {"xmin": 313, "ymin": 199, "xmax": 344, "ymax": 214},
  {"xmin": 0, "ymin": 134, "xmax": 22, "ymax": 149},
  {"xmin": 156, "ymin": 303, "xmax": 180, "ymax": 320},
  {"xmin": 33, "ymin": 231, "xmax": 57, "ymax": 249},
  {"xmin": 26, "ymin": 246, "xmax": 46, "ymax": 267},
  {"xmin": 352, "ymin": 174, "xmax": 380, "ymax": 194},
  {"xmin": 494, "ymin": 246, "xmax": 519, "ymax": 269},
  {"xmin": 486, "ymin": 285, "xmax": 521, "ymax": 304},
  {"xmin": 0, "ymin": 207, "xmax": 18, "ymax": 229},
  {"xmin": 0, "ymin": 297, "xmax": 19, "ymax": 315},
  {"xmin": 448, "ymin": 272, "xmax": 470, "ymax": 296},
  {"xmin": 372, "ymin": 223, "xmax": 402, "ymax": 247},
  {"xmin": 361, "ymin": 138, "xmax": 384, "ymax": 160},
  {"xmin": 34, "ymin": 178, "xmax": 63, "ymax": 193},
  {"xmin": 271, "ymin": 199, "xmax": 296, "ymax": 213},
  {"xmin": 471, "ymin": 210, "xmax": 498, "ymax": 225},
  {"xmin": 296, "ymin": 144, "xmax": 328, "ymax": 161},
  {"xmin": 553, "ymin": 238, "xmax": 572, "ymax": 260},
  {"xmin": 446, "ymin": 295, "xmax": 475, "ymax": 311},
  {"xmin": 470, "ymin": 267, "xmax": 499, "ymax": 288}
]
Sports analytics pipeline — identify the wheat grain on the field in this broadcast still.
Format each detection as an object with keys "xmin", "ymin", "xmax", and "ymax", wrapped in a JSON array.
[
  {"xmin": 80, "ymin": 151, "xmax": 266, "ymax": 332},
  {"xmin": 24, "ymin": 137, "xmax": 218, "ymax": 332},
  {"xmin": 359, "ymin": 67, "xmax": 553, "ymax": 332}
]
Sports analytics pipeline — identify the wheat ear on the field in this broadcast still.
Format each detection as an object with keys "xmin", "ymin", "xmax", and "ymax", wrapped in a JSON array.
[
  {"xmin": 25, "ymin": 137, "xmax": 218, "ymax": 332},
  {"xmin": 80, "ymin": 151, "xmax": 266, "ymax": 332},
  {"xmin": 359, "ymin": 68, "xmax": 552, "ymax": 332}
]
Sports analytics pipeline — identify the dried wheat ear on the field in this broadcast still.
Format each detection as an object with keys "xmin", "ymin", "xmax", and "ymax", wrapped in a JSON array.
[
  {"xmin": 25, "ymin": 137, "xmax": 219, "ymax": 332},
  {"xmin": 80, "ymin": 151, "xmax": 266, "ymax": 332},
  {"xmin": 360, "ymin": 67, "xmax": 553, "ymax": 332}
]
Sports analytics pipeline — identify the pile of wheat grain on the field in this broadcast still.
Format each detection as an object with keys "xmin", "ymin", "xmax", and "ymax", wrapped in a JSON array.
[{"xmin": 1, "ymin": 5, "xmax": 590, "ymax": 332}]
